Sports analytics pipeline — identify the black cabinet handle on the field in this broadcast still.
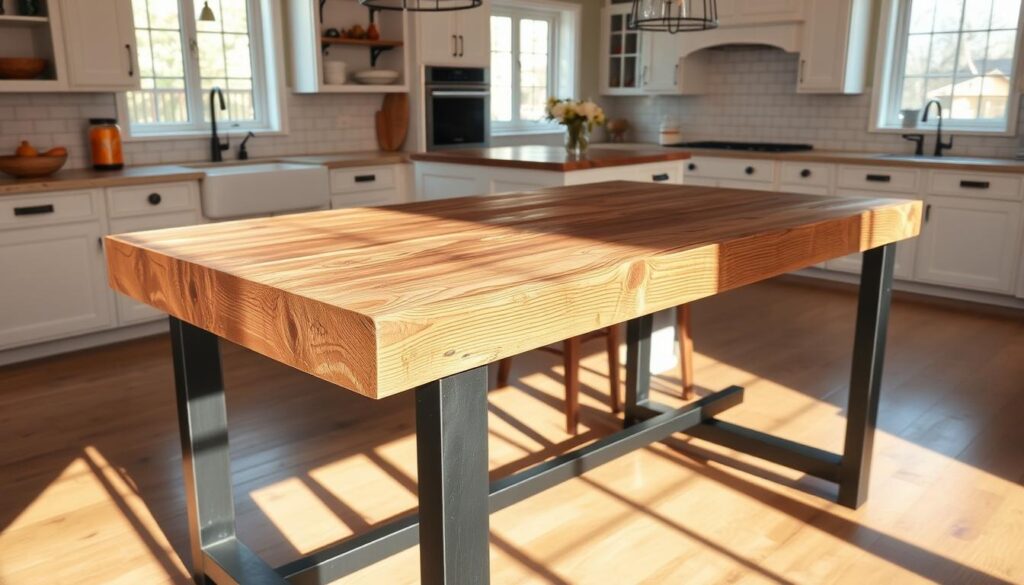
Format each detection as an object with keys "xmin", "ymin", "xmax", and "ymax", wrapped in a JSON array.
[
  {"xmin": 744, "ymin": 166, "xmax": 755, "ymax": 175},
  {"xmin": 687, "ymin": 163, "xmax": 697, "ymax": 171},
  {"xmin": 866, "ymin": 174, "xmax": 891, "ymax": 183},
  {"xmin": 126, "ymin": 44, "xmax": 134, "ymax": 77},
  {"xmin": 354, "ymin": 175, "xmax": 377, "ymax": 183},
  {"xmin": 925, "ymin": 203, "xmax": 932, "ymax": 223},
  {"xmin": 652, "ymin": 173, "xmax": 670, "ymax": 182},
  {"xmin": 800, "ymin": 169, "xmax": 812, "ymax": 178},
  {"xmin": 959, "ymin": 180, "xmax": 990, "ymax": 189},
  {"xmin": 147, "ymin": 193, "xmax": 162, "ymax": 205},
  {"xmin": 14, "ymin": 204, "xmax": 55, "ymax": 216}
]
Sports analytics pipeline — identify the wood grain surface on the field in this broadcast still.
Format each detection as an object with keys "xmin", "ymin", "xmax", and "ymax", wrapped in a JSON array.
[
  {"xmin": 0, "ymin": 165, "xmax": 205, "ymax": 196},
  {"xmin": 104, "ymin": 181, "xmax": 922, "ymax": 398},
  {"xmin": 409, "ymin": 146, "xmax": 692, "ymax": 172}
]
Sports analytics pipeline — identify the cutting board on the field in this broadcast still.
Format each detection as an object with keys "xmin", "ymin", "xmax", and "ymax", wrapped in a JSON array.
[{"xmin": 375, "ymin": 93, "xmax": 409, "ymax": 152}]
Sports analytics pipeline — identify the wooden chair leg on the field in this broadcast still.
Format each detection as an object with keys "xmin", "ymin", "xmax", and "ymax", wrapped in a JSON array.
[
  {"xmin": 497, "ymin": 358, "xmax": 512, "ymax": 388},
  {"xmin": 564, "ymin": 336, "xmax": 582, "ymax": 434},
  {"xmin": 605, "ymin": 325, "xmax": 621, "ymax": 413},
  {"xmin": 677, "ymin": 305, "xmax": 695, "ymax": 400}
]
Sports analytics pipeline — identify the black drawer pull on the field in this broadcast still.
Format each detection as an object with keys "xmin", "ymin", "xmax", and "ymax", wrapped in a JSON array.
[
  {"xmin": 959, "ymin": 180, "xmax": 990, "ymax": 189},
  {"xmin": 687, "ymin": 163, "xmax": 696, "ymax": 171},
  {"xmin": 866, "ymin": 174, "xmax": 891, "ymax": 183},
  {"xmin": 925, "ymin": 203, "xmax": 932, "ymax": 223},
  {"xmin": 652, "ymin": 173, "xmax": 670, "ymax": 182},
  {"xmin": 147, "ymin": 193, "xmax": 162, "ymax": 205},
  {"xmin": 744, "ymin": 166, "xmax": 755, "ymax": 175},
  {"xmin": 800, "ymin": 169, "xmax": 812, "ymax": 178},
  {"xmin": 14, "ymin": 204, "xmax": 55, "ymax": 216},
  {"xmin": 354, "ymin": 175, "xmax": 377, "ymax": 183}
]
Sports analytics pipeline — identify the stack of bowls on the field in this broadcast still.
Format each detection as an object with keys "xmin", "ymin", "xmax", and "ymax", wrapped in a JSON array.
[{"xmin": 324, "ymin": 61, "xmax": 347, "ymax": 85}]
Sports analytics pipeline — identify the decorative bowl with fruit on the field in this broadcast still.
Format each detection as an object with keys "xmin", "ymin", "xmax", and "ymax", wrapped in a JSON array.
[{"xmin": 0, "ymin": 141, "xmax": 69, "ymax": 179}]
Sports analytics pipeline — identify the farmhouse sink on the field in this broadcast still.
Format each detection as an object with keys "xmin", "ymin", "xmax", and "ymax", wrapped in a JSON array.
[{"xmin": 195, "ymin": 162, "xmax": 330, "ymax": 219}]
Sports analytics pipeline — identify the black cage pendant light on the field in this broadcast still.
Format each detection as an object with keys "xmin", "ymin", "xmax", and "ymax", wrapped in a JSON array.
[
  {"xmin": 630, "ymin": 0, "xmax": 718, "ymax": 33},
  {"xmin": 357, "ymin": 0, "xmax": 481, "ymax": 11}
]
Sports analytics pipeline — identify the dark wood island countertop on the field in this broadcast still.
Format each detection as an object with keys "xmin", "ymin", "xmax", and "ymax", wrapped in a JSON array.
[{"xmin": 410, "ymin": 145, "xmax": 691, "ymax": 172}]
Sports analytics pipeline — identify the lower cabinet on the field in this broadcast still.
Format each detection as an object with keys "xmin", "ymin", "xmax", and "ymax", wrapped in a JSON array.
[
  {"xmin": 109, "ymin": 211, "xmax": 201, "ymax": 325},
  {"xmin": 914, "ymin": 196, "xmax": 1023, "ymax": 294},
  {"xmin": 331, "ymin": 165, "xmax": 409, "ymax": 207},
  {"xmin": 0, "ymin": 220, "xmax": 113, "ymax": 349}
]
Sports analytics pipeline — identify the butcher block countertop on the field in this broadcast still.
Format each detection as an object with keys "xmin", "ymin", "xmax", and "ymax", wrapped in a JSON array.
[
  {"xmin": 0, "ymin": 165, "xmax": 206, "ymax": 196},
  {"xmin": 409, "ymin": 145, "xmax": 691, "ymax": 171},
  {"xmin": 105, "ymin": 181, "xmax": 921, "ymax": 399}
]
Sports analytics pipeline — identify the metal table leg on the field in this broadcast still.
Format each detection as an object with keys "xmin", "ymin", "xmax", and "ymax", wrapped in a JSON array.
[{"xmin": 415, "ymin": 366, "xmax": 491, "ymax": 585}]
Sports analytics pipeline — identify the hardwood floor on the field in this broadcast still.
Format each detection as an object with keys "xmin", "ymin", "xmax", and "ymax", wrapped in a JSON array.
[{"xmin": 1, "ymin": 278, "xmax": 1022, "ymax": 584}]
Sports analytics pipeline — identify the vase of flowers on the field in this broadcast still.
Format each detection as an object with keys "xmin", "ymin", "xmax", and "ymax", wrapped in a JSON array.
[{"xmin": 545, "ymin": 98, "xmax": 606, "ymax": 156}]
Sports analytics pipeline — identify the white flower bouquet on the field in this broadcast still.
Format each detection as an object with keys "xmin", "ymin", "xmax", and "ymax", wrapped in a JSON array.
[{"xmin": 545, "ymin": 98, "xmax": 606, "ymax": 154}]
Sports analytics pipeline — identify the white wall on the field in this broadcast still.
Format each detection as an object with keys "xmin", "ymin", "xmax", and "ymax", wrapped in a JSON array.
[
  {"xmin": 604, "ymin": 47, "xmax": 1024, "ymax": 159},
  {"xmin": 0, "ymin": 92, "xmax": 382, "ymax": 170}
]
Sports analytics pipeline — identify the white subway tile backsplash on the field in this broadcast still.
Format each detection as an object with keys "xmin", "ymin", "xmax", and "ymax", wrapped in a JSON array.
[
  {"xmin": 0, "ymin": 92, "xmax": 382, "ymax": 167},
  {"xmin": 605, "ymin": 47, "xmax": 1022, "ymax": 158}
]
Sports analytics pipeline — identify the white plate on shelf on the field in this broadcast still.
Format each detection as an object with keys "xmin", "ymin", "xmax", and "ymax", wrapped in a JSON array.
[{"xmin": 353, "ymin": 70, "xmax": 400, "ymax": 85}]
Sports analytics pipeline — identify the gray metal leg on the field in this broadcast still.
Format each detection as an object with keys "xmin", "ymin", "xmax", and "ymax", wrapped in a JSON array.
[
  {"xmin": 415, "ymin": 366, "xmax": 491, "ymax": 585},
  {"xmin": 170, "ymin": 317, "xmax": 286, "ymax": 585},
  {"xmin": 624, "ymin": 314, "xmax": 655, "ymax": 426},
  {"xmin": 838, "ymin": 244, "xmax": 896, "ymax": 508}
]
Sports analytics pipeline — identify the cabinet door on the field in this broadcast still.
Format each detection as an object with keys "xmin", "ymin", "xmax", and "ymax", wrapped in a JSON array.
[
  {"xmin": 109, "ymin": 211, "xmax": 200, "ymax": 325},
  {"xmin": 417, "ymin": 12, "xmax": 460, "ymax": 66},
  {"xmin": 641, "ymin": 32, "xmax": 680, "ymax": 93},
  {"xmin": 601, "ymin": 6, "xmax": 642, "ymax": 94},
  {"xmin": 457, "ymin": 0, "xmax": 491, "ymax": 67},
  {"xmin": 798, "ymin": 0, "xmax": 848, "ymax": 92},
  {"xmin": 61, "ymin": 0, "xmax": 138, "ymax": 89},
  {"xmin": 914, "ymin": 196, "xmax": 1022, "ymax": 293},
  {"xmin": 0, "ymin": 222, "xmax": 113, "ymax": 349},
  {"xmin": 416, "ymin": 165, "xmax": 488, "ymax": 200}
]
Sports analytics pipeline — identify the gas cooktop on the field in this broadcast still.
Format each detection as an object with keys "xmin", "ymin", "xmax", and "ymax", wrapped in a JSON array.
[{"xmin": 668, "ymin": 141, "xmax": 814, "ymax": 153}]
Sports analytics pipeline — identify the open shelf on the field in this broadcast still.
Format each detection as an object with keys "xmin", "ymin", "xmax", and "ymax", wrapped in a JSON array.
[{"xmin": 320, "ymin": 37, "xmax": 403, "ymax": 49}]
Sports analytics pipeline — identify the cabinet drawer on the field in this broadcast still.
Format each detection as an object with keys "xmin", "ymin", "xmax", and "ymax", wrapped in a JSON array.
[
  {"xmin": 636, "ymin": 163, "xmax": 684, "ymax": 184},
  {"xmin": 928, "ymin": 171, "xmax": 1022, "ymax": 201},
  {"xmin": 780, "ymin": 162, "xmax": 831, "ymax": 187},
  {"xmin": 331, "ymin": 166, "xmax": 397, "ymax": 194},
  {"xmin": 107, "ymin": 182, "xmax": 199, "ymax": 218},
  {"xmin": 684, "ymin": 156, "xmax": 774, "ymax": 183},
  {"xmin": 0, "ymin": 190, "xmax": 100, "ymax": 228},
  {"xmin": 837, "ymin": 165, "xmax": 919, "ymax": 193}
]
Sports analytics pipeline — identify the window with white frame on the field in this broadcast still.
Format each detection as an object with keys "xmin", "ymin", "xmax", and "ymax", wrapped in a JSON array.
[
  {"xmin": 876, "ymin": 0, "xmax": 1023, "ymax": 133},
  {"xmin": 491, "ymin": 7, "xmax": 560, "ymax": 132},
  {"xmin": 125, "ymin": 0, "xmax": 278, "ymax": 137}
]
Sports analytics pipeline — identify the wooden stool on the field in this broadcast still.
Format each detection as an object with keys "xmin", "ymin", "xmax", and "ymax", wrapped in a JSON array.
[{"xmin": 497, "ymin": 326, "xmax": 620, "ymax": 435}]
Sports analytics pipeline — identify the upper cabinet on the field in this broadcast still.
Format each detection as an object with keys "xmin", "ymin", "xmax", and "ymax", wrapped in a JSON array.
[
  {"xmin": 60, "ymin": 0, "xmax": 139, "ymax": 90},
  {"xmin": 601, "ymin": 3, "xmax": 681, "ymax": 95},
  {"xmin": 0, "ymin": 0, "xmax": 69, "ymax": 92},
  {"xmin": 717, "ymin": 0, "xmax": 803, "ymax": 26},
  {"xmin": 287, "ymin": 0, "xmax": 411, "ymax": 93},
  {"xmin": 415, "ymin": 0, "xmax": 490, "ymax": 67},
  {"xmin": 797, "ymin": 0, "xmax": 871, "ymax": 94}
]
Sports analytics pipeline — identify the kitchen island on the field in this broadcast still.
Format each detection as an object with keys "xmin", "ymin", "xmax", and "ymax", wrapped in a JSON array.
[
  {"xmin": 410, "ymin": 145, "xmax": 691, "ymax": 200},
  {"xmin": 105, "ymin": 181, "xmax": 920, "ymax": 585}
]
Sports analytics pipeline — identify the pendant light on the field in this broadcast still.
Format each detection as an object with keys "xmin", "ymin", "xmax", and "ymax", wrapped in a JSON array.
[
  {"xmin": 357, "ymin": 0, "xmax": 482, "ymax": 11},
  {"xmin": 199, "ymin": 1, "xmax": 216, "ymax": 21},
  {"xmin": 630, "ymin": 0, "xmax": 718, "ymax": 33}
]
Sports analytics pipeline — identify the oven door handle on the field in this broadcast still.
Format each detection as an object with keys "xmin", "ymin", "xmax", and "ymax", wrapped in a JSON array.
[{"xmin": 430, "ymin": 91, "xmax": 491, "ymax": 97}]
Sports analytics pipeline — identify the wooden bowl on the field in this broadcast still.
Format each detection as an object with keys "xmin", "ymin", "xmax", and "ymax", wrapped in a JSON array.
[
  {"xmin": 0, "ymin": 155, "xmax": 68, "ymax": 178},
  {"xmin": 0, "ymin": 58, "xmax": 48, "ymax": 80}
]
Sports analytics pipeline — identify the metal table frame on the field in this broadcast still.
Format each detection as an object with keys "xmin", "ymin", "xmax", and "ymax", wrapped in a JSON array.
[{"xmin": 169, "ymin": 244, "xmax": 895, "ymax": 585}]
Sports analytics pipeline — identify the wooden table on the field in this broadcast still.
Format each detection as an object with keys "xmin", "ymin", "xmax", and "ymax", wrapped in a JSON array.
[{"xmin": 105, "ymin": 182, "xmax": 921, "ymax": 585}]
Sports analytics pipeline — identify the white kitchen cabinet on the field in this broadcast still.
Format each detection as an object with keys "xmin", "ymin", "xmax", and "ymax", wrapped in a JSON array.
[
  {"xmin": 601, "ymin": 4, "xmax": 642, "ymax": 95},
  {"xmin": 416, "ymin": 0, "xmax": 490, "ymax": 67},
  {"xmin": 640, "ymin": 31, "xmax": 680, "ymax": 93},
  {"xmin": 0, "ymin": 190, "xmax": 113, "ymax": 349},
  {"xmin": 717, "ymin": 0, "xmax": 804, "ymax": 25},
  {"xmin": 416, "ymin": 164, "xmax": 489, "ymax": 201},
  {"xmin": 914, "ymin": 196, "xmax": 1023, "ymax": 294},
  {"xmin": 108, "ymin": 211, "xmax": 201, "ymax": 325},
  {"xmin": 60, "ymin": 0, "xmax": 139, "ymax": 90},
  {"xmin": 330, "ymin": 164, "xmax": 409, "ymax": 207},
  {"xmin": 798, "ymin": 0, "xmax": 871, "ymax": 94}
]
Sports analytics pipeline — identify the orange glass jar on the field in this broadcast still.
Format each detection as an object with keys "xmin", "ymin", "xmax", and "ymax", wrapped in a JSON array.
[{"xmin": 89, "ymin": 118, "xmax": 124, "ymax": 170}]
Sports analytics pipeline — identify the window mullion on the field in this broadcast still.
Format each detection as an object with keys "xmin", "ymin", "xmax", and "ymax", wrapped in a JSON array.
[
  {"xmin": 180, "ymin": 0, "xmax": 205, "ymax": 131},
  {"xmin": 511, "ymin": 16, "xmax": 521, "ymax": 127}
]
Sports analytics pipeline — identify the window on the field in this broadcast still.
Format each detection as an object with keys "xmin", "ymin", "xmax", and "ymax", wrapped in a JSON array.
[
  {"xmin": 491, "ymin": 7, "xmax": 559, "ymax": 133},
  {"xmin": 875, "ymin": 0, "xmax": 1023, "ymax": 134},
  {"xmin": 124, "ymin": 0, "xmax": 279, "ymax": 137}
]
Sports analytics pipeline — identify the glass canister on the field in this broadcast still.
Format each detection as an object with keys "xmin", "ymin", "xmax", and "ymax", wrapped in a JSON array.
[{"xmin": 89, "ymin": 118, "xmax": 124, "ymax": 170}]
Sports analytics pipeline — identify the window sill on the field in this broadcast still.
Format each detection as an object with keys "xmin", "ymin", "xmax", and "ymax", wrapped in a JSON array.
[
  {"xmin": 123, "ymin": 127, "xmax": 288, "ymax": 143},
  {"xmin": 871, "ymin": 122, "xmax": 1016, "ymax": 138}
]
